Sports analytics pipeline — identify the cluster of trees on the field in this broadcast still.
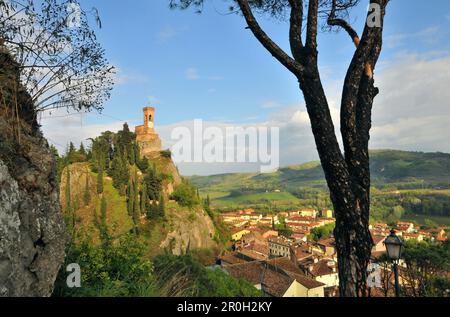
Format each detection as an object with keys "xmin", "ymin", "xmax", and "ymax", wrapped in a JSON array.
[
  {"xmin": 376, "ymin": 240, "xmax": 450, "ymax": 297},
  {"xmin": 53, "ymin": 237, "xmax": 260, "ymax": 297},
  {"xmin": 57, "ymin": 123, "xmax": 169, "ymax": 237},
  {"xmin": 309, "ymin": 223, "xmax": 336, "ymax": 241},
  {"xmin": 53, "ymin": 233, "xmax": 155, "ymax": 297},
  {"xmin": 88, "ymin": 124, "xmax": 167, "ymax": 233},
  {"xmin": 370, "ymin": 191, "xmax": 450, "ymax": 223},
  {"xmin": 170, "ymin": 180, "xmax": 200, "ymax": 208}
]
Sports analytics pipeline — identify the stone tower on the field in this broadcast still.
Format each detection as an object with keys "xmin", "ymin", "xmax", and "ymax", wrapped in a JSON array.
[{"xmin": 135, "ymin": 106, "xmax": 162, "ymax": 157}]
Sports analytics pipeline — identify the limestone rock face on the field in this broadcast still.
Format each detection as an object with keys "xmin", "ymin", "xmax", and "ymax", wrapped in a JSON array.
[
  {"xmin": 0, "ymin": 125, "xmax": 67, "ymax": 296},
  {"xmin": 0, "ymin": 50, "xmax": 67, "ymax": 297},
  {"xmin": 160, "ymin": 208, "xmax": 217, "ymax": 255}
]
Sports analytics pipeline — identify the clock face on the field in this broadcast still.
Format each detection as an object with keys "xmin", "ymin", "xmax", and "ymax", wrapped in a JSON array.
[{"xmin": 148, "ymin": 121, "xmax": 154, "ymax": 129}]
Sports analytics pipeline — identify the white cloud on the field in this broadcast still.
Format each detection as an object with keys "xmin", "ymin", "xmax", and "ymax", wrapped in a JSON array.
[
  {"xmin": 40, "ymin": 109, "xmax": 130, "ymax": 154},
  {"xmin": 114, "ymin": 67, "xmax": 149, "ymax": 85},
  {"xmin": 158, "ymin": 26, "xmax": 177, "ymax": 41},
  {"xmin": 185, "ymin": 67, "xmax": 200, "ymax": 80},
  {"xmin": 261, "ymin": 100, "xmax": 281, "ymax": 109},
  {"xmin": 385, "ymin": 26, "xmax": 440, "ymax": 49},
  {"xmin": 185, "ymin": 68, "xmax": 223, "ymax": 81}
]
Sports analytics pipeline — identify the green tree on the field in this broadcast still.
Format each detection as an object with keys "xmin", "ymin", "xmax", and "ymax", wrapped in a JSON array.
[
  {"xmin": 97, "ymin": 161, "xmax": 104, "ymax": 194},
  {"xmin": 401, "ymin": 240, "xmax": 450, "ymax": 297},
  {"xmin": 144, "ymin": 165, "xmax": 162, "ymax": 201},
  {"xmin": 99, "ymin": 196, "xmax": 110, "ymax": 247},
  {"xmin": 158, "ymin": 195, "xmax": 165, "ymax": 219},
  {"xmin": 79, "ymin": 142, "xmax": 87, "ymax": 157},
  {"xmin": 83, "ymin": 174, "xmax": 91, "ymax": 206},
  {"xmin": 53, "ymin": 233, "xmax": 154, "ymax": 297},
  {"xmin": 310, "ymin": 223, "xmax": 336, "ymax": 241},
  {"xmin": 140, "ymin": 183, "xmax": 148, "ymax": 215},
  {"xmin": 65, "ymin": 167, "xmax": 72, "ymax": 213},
  {"xmin": 111, "ymin": 153, "xmax": 129, "ymax": 193},
  {"xmin": 127, "ymin": 176, "xmax": 134, "ymax": 217},
  {"xmin": 171, "ymin": 181, "xmax": 199, "ymax": 208},
  {"xmin": 132, "ymin": 172, "xmax": 140, "ymax": 234}
]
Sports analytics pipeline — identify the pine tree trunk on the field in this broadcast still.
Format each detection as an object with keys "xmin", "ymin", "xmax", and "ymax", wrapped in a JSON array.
[{"xmin": 298, "ymin": 69, "xmax": 374, "ymax": 297}]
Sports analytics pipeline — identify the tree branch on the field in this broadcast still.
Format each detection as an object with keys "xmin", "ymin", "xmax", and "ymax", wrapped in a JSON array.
[
  {"xmin": 305, "ymin": 0, "xmax": 318, "ymax": 50},
  {"xmin": 288, "ymin": 0, "xmax": 304, "ymax": 62},
  {"xmin": 236, "ymin": 0, "xmax": 303, "ymax": 75},
  {"xmin": 327, "ymin": 0, "xmax": 360, "ymax": 47}
]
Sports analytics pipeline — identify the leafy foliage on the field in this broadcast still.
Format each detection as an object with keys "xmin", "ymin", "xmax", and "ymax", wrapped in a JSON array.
[
  {"xmin": 309, "ymin": 222, "xmax": 335, "ymax": 241},
  {"xmin": 152, "ymin": 254, "xmax": 261, "ymax": 297},
  {"xmin": 171, "ymin": 180, "xmax": 200, "ymax": 208},
  {"xmin": 400, "ymin": 240, "xmax": 450, "ymax": 297},
  {"xmin": 53, "ymin": 233, "xmax": 155, "ymax": 297}
]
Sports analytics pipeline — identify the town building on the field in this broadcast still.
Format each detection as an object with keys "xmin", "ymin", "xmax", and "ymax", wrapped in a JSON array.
[{"xmin": 268, "ymin": 237, "xmax": 294, "ymax": 259}]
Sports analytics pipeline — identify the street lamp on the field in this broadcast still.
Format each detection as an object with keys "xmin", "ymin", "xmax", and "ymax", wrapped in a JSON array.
[{"xmin": 384, "ymin": 229, "xmax": 404, "ymax": 297}]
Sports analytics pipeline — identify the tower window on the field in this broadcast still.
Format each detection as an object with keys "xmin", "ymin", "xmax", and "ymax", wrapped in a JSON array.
[{"xmin": 149, "ymin": 115, "xmax": 153, "ymax": 122}]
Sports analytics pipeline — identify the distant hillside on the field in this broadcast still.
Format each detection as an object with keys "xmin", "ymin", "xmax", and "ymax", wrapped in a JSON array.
[
  {"xmin": 190, "ymin": 150, "xmax": 450, "ymax": 220},
  {"xmin": 191, "ymin": 150, "xmax": 450, "ymax": 191}
]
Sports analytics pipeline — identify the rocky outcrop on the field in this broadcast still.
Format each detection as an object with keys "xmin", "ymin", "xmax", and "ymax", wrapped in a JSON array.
[
  {"xmin": 160, "ymin": 207, "xmax": 217, "ymax": 255},
  {"xmin": 0, "ymin": 49, "xmax": 67, "ymax": 297},
  {"xmin": 0, "ymin": 126, "xmax": 67, "ymax": 297}
]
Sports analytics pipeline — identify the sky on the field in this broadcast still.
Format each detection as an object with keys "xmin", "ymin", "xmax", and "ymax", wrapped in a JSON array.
[{"xmin": 41, "ymin": 0, "xmax": 450, "ymax": 176}]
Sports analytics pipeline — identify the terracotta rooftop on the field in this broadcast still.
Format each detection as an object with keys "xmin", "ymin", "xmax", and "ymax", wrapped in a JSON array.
[
  {"xmin": 219, "ymin": 252, "xmax": 248, "ymax": 265},
  {"xmin": 224, "ymin": 260, "xmax": 324, "ymax": 297},
  {"xmin": 317, "ymin": 237, "xmax": 335, "ymax": 248},
  {"xmin": 308, "ymin": 259, "xmax": 337, "ymax": 277}
]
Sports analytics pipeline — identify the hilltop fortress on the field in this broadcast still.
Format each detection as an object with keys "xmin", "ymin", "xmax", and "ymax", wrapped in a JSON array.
[{"xmin": 135, "ymin": 107, "xmax": 162, "ymax": 157}]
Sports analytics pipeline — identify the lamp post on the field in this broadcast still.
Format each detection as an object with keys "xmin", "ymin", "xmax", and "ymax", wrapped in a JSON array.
[{"xmin": 383, "ymin": 229, "xmax": 404, "ymax": 297}]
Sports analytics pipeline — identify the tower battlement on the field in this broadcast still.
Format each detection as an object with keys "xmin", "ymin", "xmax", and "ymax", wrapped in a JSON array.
[{"xmin": 135, "ymin": 106, "xmax": 161, "ymax": 156}]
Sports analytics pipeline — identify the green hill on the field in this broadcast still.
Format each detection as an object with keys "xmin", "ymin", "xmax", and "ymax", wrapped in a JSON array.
[
  {"xmin": 190, "ymin": 150, "xmax": 450, "ymax": 224},
  {"xmin": 191, "ymin": 150, "xmax": 450, "ymax": 193}
]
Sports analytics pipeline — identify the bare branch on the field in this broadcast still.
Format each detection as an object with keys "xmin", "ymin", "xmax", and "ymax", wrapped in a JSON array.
[
  {"xmin": 327, "ymin": 0, "xmax": 360, "ymax": 47},
  {"xmin": 236, "ymin": 0, "xmax": 304, "ymax": 75}
]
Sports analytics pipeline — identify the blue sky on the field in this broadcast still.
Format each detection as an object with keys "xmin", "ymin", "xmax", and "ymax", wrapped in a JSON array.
[{"xmin": 42, "ymin": 0, "xmax": 450, "ymax": 175}]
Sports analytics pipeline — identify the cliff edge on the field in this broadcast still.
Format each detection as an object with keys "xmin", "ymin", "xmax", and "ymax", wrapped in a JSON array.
[{"xmin": 0, "ymin": 49, "xmax": 67, "ymax": 296}]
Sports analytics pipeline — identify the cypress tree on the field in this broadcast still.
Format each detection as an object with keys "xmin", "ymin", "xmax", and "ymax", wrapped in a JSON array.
[
  {"xmin": 97, "ymin": 161, "xmax": 104, "ymax": 194},
  {"xmin": 129, "ymin": 143, "xmax": 136, "ymax": 165},
  {"xmin": 127, "ymin": 176, "xmax": 134, "ymax": 216},
  {"xmin": 158, "ymin": 195, "xmax": 165, "ymax": 219},
  {"xmin": 99, "ymin": 196, "xmax": 110, "ymax": 247},
  {"xmin": 206, "ymin": 195, "xmax": 211, "ymax": 208},
  {"xmin": 140, "ymin": 183, "xmax": 147, "ymax": 215},
  {"xmin": 83, "ymin": 173, "xmax": 91, "ymax": 206},
  {"xmin": 79, "ymin": 142, "xmax": 86, "ymax": 157},
  {"xmin": 65, "ymin": 167, "xmax": 71, "ymax": 213},
  {"xmin": 132, "ymin": 175, "xmax": 140, "ymax": 234}
]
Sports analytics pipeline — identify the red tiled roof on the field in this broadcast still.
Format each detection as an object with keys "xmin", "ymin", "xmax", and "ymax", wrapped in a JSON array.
[
  {"xmin": 308, "ymin": 259, "xmax": 337, "ymax": 277},
  {"xmin": 220, "ymin": 252, "xmax": 248, "ymax": 265},
  {"xmin": 224, "ymin": 260, "xmax": 324, "ymax": 296}
]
